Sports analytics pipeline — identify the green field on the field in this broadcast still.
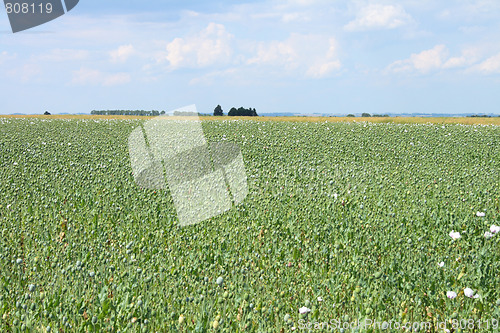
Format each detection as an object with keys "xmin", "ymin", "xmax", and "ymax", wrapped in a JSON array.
[{"xmin": 0, "ymin": 117, "xmax": 499, "ymax": 332}]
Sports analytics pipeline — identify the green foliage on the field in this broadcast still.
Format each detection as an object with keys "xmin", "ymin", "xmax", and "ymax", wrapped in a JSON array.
[
  {"xmin": 213, "ymin": 105, "xmax": 223, "ymax": 116},
  {"xmin": 346, "ymin": 114, "xmax": 356, "ymax": 117},
  {"xmin": 361, "ymin": 113, "xmax": 371, "ymax": 117},
  {"xmin": 0, "ymin": 118, "xmax": 499, "ymax": 331},
  {"xmin": 228, "ymin": 107, "xmax": 258, "ymax": 116}
]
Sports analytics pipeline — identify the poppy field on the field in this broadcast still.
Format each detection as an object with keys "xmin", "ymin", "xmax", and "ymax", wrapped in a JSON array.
[{"xmin": 0, "ymin": 117, "xmax": 499, "ymax": 332}]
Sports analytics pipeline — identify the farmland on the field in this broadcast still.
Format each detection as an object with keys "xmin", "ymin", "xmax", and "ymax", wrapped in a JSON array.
[{"xmin": 0, "ymin": 117, "xmax": 499, "ymax": 332}]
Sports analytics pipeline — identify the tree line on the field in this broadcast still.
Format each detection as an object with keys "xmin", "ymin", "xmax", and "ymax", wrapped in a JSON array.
[
  {"xmin": 213, "ymin": 105, "xmax": 258, "ymax": 116},
  {"xmin": 91, "ymin": 110, "xmax": 166, "ymax": 116},
  {"xmin": 346, "ymin": 113, "xmax": 390, "ymax": 117},
  {"xmin": 90, "ymin": 107, "xmax": 259, "ymax": 117}
]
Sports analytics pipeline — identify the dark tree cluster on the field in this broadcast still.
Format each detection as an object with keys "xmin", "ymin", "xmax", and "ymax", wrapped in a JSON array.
[
  {"xmin": 91, "ymin": 110, "xmax": 165, "ymax": 116},
  {"xmin": 213, "ymin": 105, "xmax": 258, "ymax": 117},
  {"xmin": 228, "ymin": 107, "xmax": 258, "ymax": 117},
  {"xmin": 345, "ymin": 113, "xmax": 390, "ymax": 117},
  {"xmin": 213, "ymin": 105, "xmax": 223, "ymax": 116}
]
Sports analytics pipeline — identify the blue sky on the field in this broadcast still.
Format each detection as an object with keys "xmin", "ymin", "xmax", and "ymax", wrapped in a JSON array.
[{"xmin": 1, "ymin": 0, "xmax": 500, "ymax": 115}]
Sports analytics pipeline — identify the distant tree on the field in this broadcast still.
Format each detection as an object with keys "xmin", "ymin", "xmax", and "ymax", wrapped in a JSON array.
[
  {"xmin": 228, "ymin": 107, "xmax": 238, "ymax": 116},
  {"xmin": 160, "ymin": 111, "xmax": 166, "ymax": 115},
  {"xmin": 468, "ymin": 114, "xmax": 491, "ymax": 118},
  {"xmin": 227, "ymin": 107, "xmax": 258, "ymax": 116},
  {"xmin": 362, "ymin": 113, "xmax": 371, "ymax": 117},
  {"xmin": 44, "ymin": 111, "xmax": 51, "ymax": 115},
  {"xmin": 346, "ymin": 114, "xmax": 355, "ymax": 117},
  {"xmin": 214, "ymin": 105, "xmax": 223, "ymax": 116}
]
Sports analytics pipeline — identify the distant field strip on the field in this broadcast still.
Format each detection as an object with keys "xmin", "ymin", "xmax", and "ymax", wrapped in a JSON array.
[{"xmin": 2, "ymin": 114, "xmax": 500, "ymax": 125}]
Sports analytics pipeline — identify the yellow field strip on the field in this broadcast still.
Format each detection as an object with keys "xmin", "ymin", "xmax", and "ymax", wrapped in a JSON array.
[{"xmin": 1, "ymin": 114, "xmax": 499, "ymax": 125}]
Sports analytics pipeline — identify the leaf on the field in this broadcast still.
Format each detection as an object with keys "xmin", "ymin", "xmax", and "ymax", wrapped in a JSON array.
[{"xmin": 99, "ymin": 286, "xmax": 108, "ymax": 305}]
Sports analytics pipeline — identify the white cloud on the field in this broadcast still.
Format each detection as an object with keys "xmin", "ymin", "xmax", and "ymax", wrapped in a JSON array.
[
  {"xmin": 247, "ymin": 34, "xmax": 341, "ymax": 78},
  {"xmin": 306, "ymin": 61, "xmax": 342, "ymax": 78},
  {"xmin": 442, "ymin": 56, "xmax": 467, "ymax": 69},
  {"xmin": 439, "ymin": 0, "xmax": 500, "ymax": 20},
  {"xmin": 287, "ymin": 0, "xmax": 318, "ymax": 5},
  {"xmin": 250, "ymin": 11, "xmax": 311, "ymax": 23},
  {"xmin": 345, "ymin": 4, "xmax": 412, "ymax": 31},
  {"xmin": 71, "ymin": 68, "xmax": 131, "ymax": 86},
  {"xmin": 110, "ymin": 44, "xmax": 135, "ymax": 63},
  {"xmin": 7, "ymin": 63, "xmax": 42, "ymax": 82},
  {"xmin": 282, "ymin": 12, "xmax": 311, "ymax": 23},
  {"xmin": 0, "ymin": 51, "xmax": 17, "ymax": 64},
  {"xmin": 472, "ymin": 53, "xmax": 500, "ymax": 74},
  {"xmin": 189, "ymin": 68, "xmax": 240, "ymax": 85},
  {"xmin": 387, "ymin": 44, "xmax": 448, "ymax": 73},
  {"xmin": 387, "ymin": 45, "xmax": 496, "ymax": 74},
  {"xmin": 443, "ymin": 48, "xmax": 481, "ymax": 69},
  {"xmin": 277, "ymin": 0, "xmax": 331, "ymax": 7},
  {"xmin": 38, "ymin": 49, "xmax": 89, "ymax": 62},
  {"xmin": 164, "ymin": 23, "xmax": 234, "ymax": 69}
]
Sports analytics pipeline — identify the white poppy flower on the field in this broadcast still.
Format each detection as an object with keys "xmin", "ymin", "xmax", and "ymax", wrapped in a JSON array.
[
  {"xmin": 438, "ymin": 262, "xmax": 444, "ymax": 267},
  {"xmin": 476, "ymin": 212, "xmax": 485, "ymax": 217},
  {"xmin": 464, "ymin": 288, "xmax": 474, "ymax": 298},
  {"xmin": 490, "ymin": 225, "xmax": 500, "ymax": 234},
  {"xmin": 484, "ymin": 232, "xmax": 494, "ymax": 239},
  {"xmin": 449, "ymin": 231, "xmax": 461, "ymax": 240},
  {"xmin": 446, "ymin": 291, "xmax": 457, "ymax": 299},
  {"xmin": 317, "ymin": 296, "xmax": 323, "ymax": 302},
  {"xmin": 299, "ymin": 306, "xmax": 311, "ymax": 314}
]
